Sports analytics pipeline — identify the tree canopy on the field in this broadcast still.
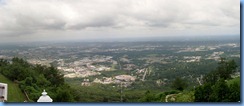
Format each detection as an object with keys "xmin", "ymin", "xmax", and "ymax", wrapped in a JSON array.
[
  {"xmin": 0, "ymin": 57, "xmax": 78, "ymax": 102},
  {"xmin": 171, "ymin": 77, "xmax": 188, "ymax": 91},
  {"xmin": 195, "ymin": 58, "xmax": 240, "ymax": 102}
]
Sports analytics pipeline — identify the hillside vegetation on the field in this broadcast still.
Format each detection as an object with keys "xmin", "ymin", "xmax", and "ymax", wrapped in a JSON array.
[
  {"xmin": 135, "ymin": 58, "xmax": 240, "ymax": 102},
  {"xmin": 194, "ymin": 58, "xmax": 240, "ymax": 102},
  {"xmin": 0, "ymin": 74, "xmax": 26, "ymax": 102},
  {"xmin": 0, "ymin": 57, "xmax": 240, "ymax": 102},
  {"xmin": 0, "ymin": 58, "xmax": 78, "ymax": 102}
]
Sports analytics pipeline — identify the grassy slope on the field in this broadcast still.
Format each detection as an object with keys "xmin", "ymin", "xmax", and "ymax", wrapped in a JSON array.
[
  {"xmin": 227, "ymin": 77, "xmax": 240, "ymax": 86},
  {"xmin": 0, "ymin": 74, "xmax": 26, "ymax": 102},
  {"xmin": 174, "ymin": 91, "xmax": 195, "ymax": 102}
]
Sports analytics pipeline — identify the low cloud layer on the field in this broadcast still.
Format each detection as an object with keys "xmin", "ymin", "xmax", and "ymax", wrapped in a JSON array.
[{"xmin": 0, "ymin": 0, "xmax": 240, "ymax": 42}]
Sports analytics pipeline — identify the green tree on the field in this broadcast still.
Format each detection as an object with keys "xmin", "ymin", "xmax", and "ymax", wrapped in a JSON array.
[
  {"xmin": 194, "ymin": 83, "xmax": 212, "ymax": 102},
  {"xmin": 139, "ymin": 90, "xmax": 156, "ymax": 102},
  {"xmin": 228, "ymin": 82, "xmax": 240, "ymax": 102},
  {"xmin": 36, "ymin": 74, "xmax": 51, "ymax": 88},
  {"xmin": 171, "ymin": 77, "xmax": 188, "ymax": 91},
  {"xmin": 195, "ymin": 58, "xmax": 239, "ymax": 102},
  {"xmin": 209, "ymin": 79, "xmax": 230, "ymax": 102},
  {"xmin": 203, "ymin": 58, "xmax": 238, "ymax": 85},
  {"xmin": 217, "ymin": 58, "xmax": 237, "ymax": 80},
  {"xmin": 55, "ymin": 85, "xmax": 74, "ymax": 102},
  {"xmin": 203, "ymin": 70, "xmax": 219, "ymax": 85}
]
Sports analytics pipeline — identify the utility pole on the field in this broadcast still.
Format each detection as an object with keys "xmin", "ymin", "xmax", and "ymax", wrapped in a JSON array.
[{"xmin": 120, "ymin": 82, "xmax": 123, "ymax": 102}]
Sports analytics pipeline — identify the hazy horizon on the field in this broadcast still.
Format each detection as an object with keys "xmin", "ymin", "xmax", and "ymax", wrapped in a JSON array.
[{"xmin": 0, "ymin": 34, "xmax": 240, "ymax": 45}]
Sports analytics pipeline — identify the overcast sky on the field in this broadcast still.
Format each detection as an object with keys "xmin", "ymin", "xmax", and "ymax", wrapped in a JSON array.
[{"xmin": 0, "ymin": 0, "xmax": 240, "ymax": 43}]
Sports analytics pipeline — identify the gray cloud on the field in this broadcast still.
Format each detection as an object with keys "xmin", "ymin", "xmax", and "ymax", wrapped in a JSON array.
[{"xmin": 0, "ymin": 0, "xmax": 240, "ymax": 42}]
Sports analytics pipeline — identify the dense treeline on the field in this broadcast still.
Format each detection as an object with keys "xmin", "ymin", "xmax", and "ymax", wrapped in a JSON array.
[
  {"xmin": 0, "ymin": 57, "xmax": 79, "ymax": 102},
  {"xmin": 194, "ymin": 58, "xmax": 240, "ymax": 102},
  {"xmin": 137, "ymin": 58, "xmax": 240, "ymax": 102}
]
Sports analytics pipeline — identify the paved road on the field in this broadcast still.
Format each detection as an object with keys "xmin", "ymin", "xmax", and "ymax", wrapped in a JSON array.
[
  {"xmin": 165, "ymin": 94, "xmax": 176, "ymax": 102},
  {"xmin": 165, "ymin": 93, "xmax": 182, "ymax": 102}
]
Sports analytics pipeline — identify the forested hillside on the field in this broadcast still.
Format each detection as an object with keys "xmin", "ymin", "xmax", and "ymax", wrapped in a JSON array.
[
  {"xmin": 194, "ymin": 58, "xmax": 240, "ymax": 102},
  {"xmin": 0, "ymin": 57, "xmax": 240, "ymax": 102},
  {"xmin": 0, "ymin": 57, "xmax": 79, "ymax": 102},
  {"xmin": 136, "ymin": 58, "xmax": 240, "ymax": 102}
]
